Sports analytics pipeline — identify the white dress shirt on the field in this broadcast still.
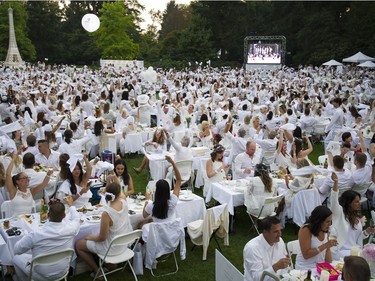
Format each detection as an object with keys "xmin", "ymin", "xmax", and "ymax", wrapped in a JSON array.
[
  {"xmin": 352, "ymin": 153, "xmax": 373, "ymax": 185},
  {"xmin": 318, "ymin": 169, "xmax": 353, "ymax": 201},
  {"xmin": 234, "ymin": 151, "xmax": 260, "ymax": 179},
  {"xmin": 243, "ymin": 234, "xmax": 287, "ymax": 281},
  {"xmin": 13, "ymin": 206, "xmax": 80, "ymax": 280},
  {"xmin": 35, "ymin": 150, "xmax": 60, "ymax": 169}
]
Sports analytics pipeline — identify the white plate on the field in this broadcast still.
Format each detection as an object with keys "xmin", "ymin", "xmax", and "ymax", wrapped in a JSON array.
[
  {"xmin": 179, "ymin": 196, "xmax": 194, "ymax": 201},
  {"xmin": 86, "ymin": 215, "xmax": 101, "ymax": 223}
]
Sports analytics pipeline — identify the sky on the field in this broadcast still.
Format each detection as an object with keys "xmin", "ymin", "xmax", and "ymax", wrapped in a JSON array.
[{"xmin": 138, "ymin": 0, "xmax": 192, "ymax": 30}]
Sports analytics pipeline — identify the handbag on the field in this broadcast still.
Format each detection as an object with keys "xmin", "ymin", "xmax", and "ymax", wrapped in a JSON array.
[{"xmin": 132, "ymin": 243, "xmax": 144, "ymax": 275}]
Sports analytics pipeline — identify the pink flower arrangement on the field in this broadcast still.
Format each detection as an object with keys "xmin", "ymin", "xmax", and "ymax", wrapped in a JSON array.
[{"xmin": 363, "ymin": 243, "xmax": 375, "ymax": 261}]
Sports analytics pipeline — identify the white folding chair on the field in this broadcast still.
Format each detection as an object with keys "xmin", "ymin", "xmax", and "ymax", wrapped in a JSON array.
[
  {"xmin": 352, "ymin": 182, "xmax": 373, "ymax": 213},
  {"xmin": 290, "ymin": 189, "xmax": 321, "ymax": 227},
  {"xmin": 187, "ymin": 204, "xmax": 229, "ymax": 260},
  {"xmin": 286, "ymin": 240, "xmax": 300, "ymax": 269},
  {"xmin": 29, "ymin": 249, "xmax": 74, "ymax": 281},
  {"xmin": 144, "ymin": 218, "xmax": 186, "ymax": 277},
  {"xmin": 94, "ymin": 229, "xmax": 142, "ymax": 281},
  {"xmin": 173, "ymin": 160, "xmax": 194, "ymax": 191},
  {"xmin": 260, "ymin": 271, "xmax": 280, "ymax": 281},
  {"xmin": 318, "ymin": 155, "xmax": 328, "ymax": 166},
  {"xmin": 1, "ymin": 200, "xmax": 12, "ymax": 219},
  {"xmin": 248, "ymin": 195, "xmax": 284, "ymax": 235}
]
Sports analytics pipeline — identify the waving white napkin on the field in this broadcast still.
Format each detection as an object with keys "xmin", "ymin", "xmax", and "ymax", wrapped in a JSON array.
[
  {"xmin": 95, "ymin": 161, "xmax": 114, "ymax": 176},
  {"xmin": 67, "ymin": 153, "xmax": 84, "ymax": 172}
]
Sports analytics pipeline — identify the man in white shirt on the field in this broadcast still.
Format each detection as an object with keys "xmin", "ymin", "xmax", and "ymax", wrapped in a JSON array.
[
  {"xmin": 324, "ymin": 98, "xmax": 344, "ymax": 150},
  {"xmin": 22, "ymin": 135, "xmax": 39, "ymax": 157},
  {"xmin": 80, "ymin": 93, "xmax": 95, "ymax": 117},
  {"xmin": 352, "ymin": 152, "xmax": 372, "ymax": 185},
  {"xmin": 35, "ymin": 139, "xmax": 60, "ymax": 169},
  {"xmin": 234, "ymin": 141, "xmax": 260, "ymax": 179},
  {"xmin": 243, "ymin": 216, "xmax": 290, "ymax": 281},
  {"xmin": 254, "ymin": 129, "xmax": 277, "ymax": 165},
  {"xmin": 13, "ymin": 199, "xmax": 80, "ymax": 281},
  {"xmin": 223, "ymin": 116, "xmax": 247, "ymax": 165},
  {"xmin": 299, "ymin": 108, "xmax": 317, "ymax": 134},
  {"xmin": 318, "ymin": 155, "xmax": 353, "ymax": 203}
]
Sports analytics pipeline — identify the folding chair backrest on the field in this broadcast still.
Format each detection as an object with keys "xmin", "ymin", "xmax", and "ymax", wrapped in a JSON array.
[
  {"xmin": 174, "ymin": 160, "xmax": 193, "ymax": 181},
  {"xmin": 260, "ymin": 271, "xmax": 280, "ymax": 281},
  {"xmin": 286, "ymin": 240, "xmax": 300, "ymax": 269},
  {"xmin": 108, "ymin": 230, "xmax": 142, "ymax": 252},
  {"xmin": 29, "ymin": 249, "xmax": 74, "ymax": 281},
  {"xmin": 205, "ymin": 204, "xmax": 229, "ymax": 232},
  {"xmin": 352, "ymin": 182, "xmax": 372, "ymax": 197},
  {"xmin": 318, "ymin": 155, "xmax": 328, "ymax": 166},
  {"xmin": 1, "ymin": 200, "xmax": 12, "ymax": 219}
]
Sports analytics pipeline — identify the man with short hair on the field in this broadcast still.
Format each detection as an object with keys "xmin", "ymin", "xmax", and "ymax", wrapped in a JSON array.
[
  {"xmin": 13, "ymin": 199, "xmax": 80, "ymax": 280},
  {"xmin": 223, "ymin": 116, "xmax": 247, "ymax": 165},
  {"xmin": 243, "ymin": 216, "xmax": 290, "ymax": 281},
  {"xmin": 343, "ymin": 256, "xmax": 370, "ymax": 281},
  {"xmin": 318, "ymin": 155, "xmax": 353, "ymax": 202},
  {"xmin": 22, "ymin": 135, "xmax": 39, "ymax": 156},
  {"xmin": 35, "ymin": 139, "xmax": 60, "ymax": 169},
  {"xmin": 234, "ymin": 141, "xmax": 260, "ymax": 179}
]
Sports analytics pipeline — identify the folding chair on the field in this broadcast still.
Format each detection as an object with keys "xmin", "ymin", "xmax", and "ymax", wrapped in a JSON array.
[
  {"xmin": 248, "ymin": 195, "xmax": 284, "ymax": 235},
  {"xmin": 29, "ymin": 249, "xmax": 74, "ymax": 281},
  {"xmin": 352, "ymin": 182, "xmax": 373, "ymax": 213},
  {"xmin": 187, "ymin": 204, "xmax": 229, "ymax": 260},
  {"xmin": 173, "ymin": 160, "xmax": 194, "ymax": 191},
  {"xmin": 144, "ymin": 218, "xmax": 186, "ymax": 277},
  {"xmin": 94, "ymin": 230, "xmax": 142, "ymax": 281},
  {"xmin": 260, "ymin": 270, "xmax": 280, "ymax": 281},
  {"xmin": 286, "ymin": 240, "xmax": 300, "ymax": 269}
]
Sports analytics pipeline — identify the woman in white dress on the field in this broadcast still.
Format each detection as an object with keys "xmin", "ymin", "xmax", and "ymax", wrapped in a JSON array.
[
  {"xmin": 295, "ymin": 206, "xmax": 337, "ymax": 270},
  {"xmin": 199, "ymin": 120, "xmax": 213, "ymax": 147},
  {"xmin": 133, "ymin": 128, "xmax": 167, "ymax": 174},
  {"xmin": 75, "ymin": 182, "xmax": 132, "ymax": 277},
  {"xmin": 5, "ymin": 153, "xmax": 53, "ymax": 216},
  {"xmin": 114, "ymin": 158, "xmax": 134, "ymax": 197},
  {"xmin": 330, "ymin": 173, "xmax": 375, "ymax": 260},
  {"xmin": 245, "ymin": 163, "xmax": 276, "ymax": 217},
  {"xmin": 57, "ymin": 154, "xmax": 92, "ymax": 208},
  {"xmin": 205, "ymin": 144, "xmax": 229, "ymax": 196}
]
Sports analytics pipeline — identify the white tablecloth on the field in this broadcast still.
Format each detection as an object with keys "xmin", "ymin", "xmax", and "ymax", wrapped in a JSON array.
[
  {"xmin": 206, "ymin": 182, "xmax": 245, "ymax": 215},
  {"xmin": 127, "ymin": 192, "xmax": 206, "ymax": 228}
]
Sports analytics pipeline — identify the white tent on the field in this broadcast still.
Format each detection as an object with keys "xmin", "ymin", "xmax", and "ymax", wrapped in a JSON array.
[
  {"xmin": 322, "ymin": 59, "xmax": 343, "ymax": 66},
  {"xmin": 342, "ymin": 51, "xmax": 375, "ymax": 63},
  {"xmin": 358, "ymin": 60, "xmax": 375, "ymax": 68}
]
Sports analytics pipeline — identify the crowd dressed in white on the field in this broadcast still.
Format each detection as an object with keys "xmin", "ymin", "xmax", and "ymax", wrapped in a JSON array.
[{"xmin": 0, "ymin": 62, "xmax": 375, "ymax": 280}]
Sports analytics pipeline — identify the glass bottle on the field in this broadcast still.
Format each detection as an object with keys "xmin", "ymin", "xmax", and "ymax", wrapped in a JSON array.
[
  {"xmin": 40, "ymin": 198, "xmax": 48, "ymax": 223},
  {"xmin": 304, "ymin": 269, "xmax": 312, "ymax": 281}
]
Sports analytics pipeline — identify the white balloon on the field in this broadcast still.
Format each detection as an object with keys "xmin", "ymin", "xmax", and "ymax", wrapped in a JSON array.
[{"xmin": 81, "ymin": 14, "xmax": 100, "ymax": 32}]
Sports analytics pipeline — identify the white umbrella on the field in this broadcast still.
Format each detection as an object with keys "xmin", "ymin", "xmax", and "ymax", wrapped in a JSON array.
[
  {"xmin": 322, "ymin": 59, "xmax": 343, "ymax": 66},
  {"xmin": 358, "ymin": 60, "xmax": 375, "ymax": 68},
  {"xmin": 342, "ymin": 51, "xmax": 375, "ymax": 63}
]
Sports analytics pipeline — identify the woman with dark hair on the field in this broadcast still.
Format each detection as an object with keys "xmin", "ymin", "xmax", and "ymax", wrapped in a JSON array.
[
  {"xmin": 330, "ymin": 172, "xmax": 375, "ymax": 260},
  {"xmin": 5, "ymin": 153, "xmax": 53, "ymax": 216},
  {"xmin": 114, "ymin": 158, "xmax": 134, "ymax": 197},
  {"xmin": 245, "ymin": 163, "xmax": 276, "ymax": 217},
  {"xmin": 76, "ymin": 182, "xmax": 132, "ymax": 277},
  {"xmin": 58, "ymin": 128, "xmax": 91, "ymax": 155},
  {"xmin": 140, "ymin": 156, "xmax": 181, "ymax": 241},
  {"xmin": 290, "ymin": 135, "xmax": 313, "ymax": 163},
  {"xmin": 57, "ymin": 154, "xmax": 92, "ymax": 207},
  {"xmin": 295, "ymin": 206, "xmax": 337, "ymax": 270}
]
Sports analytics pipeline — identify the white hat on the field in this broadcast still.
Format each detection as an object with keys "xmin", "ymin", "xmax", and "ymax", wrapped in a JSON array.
[{"xmin": 137, "ymin": 94, "xmax": 149, "ymax": 105}]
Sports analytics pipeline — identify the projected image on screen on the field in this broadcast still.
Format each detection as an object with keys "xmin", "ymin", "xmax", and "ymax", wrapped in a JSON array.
[{"xmin": 247, "ymin": 43, "xmax": 281, "ymax": 64}]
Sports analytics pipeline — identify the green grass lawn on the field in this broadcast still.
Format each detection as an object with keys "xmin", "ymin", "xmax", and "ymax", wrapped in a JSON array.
[{"xmin": 70, "ymin": 143, "xmax": 328, "ymax": 280}]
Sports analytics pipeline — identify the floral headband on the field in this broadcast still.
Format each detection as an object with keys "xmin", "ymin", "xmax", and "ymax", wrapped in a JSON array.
[
  {"xmin": 105, "ymin": 192, "xmax": 115, "ymax": 202},
  {"xmin": 48, "ymin": 198, "xmax": 61, "ymax": 206}
]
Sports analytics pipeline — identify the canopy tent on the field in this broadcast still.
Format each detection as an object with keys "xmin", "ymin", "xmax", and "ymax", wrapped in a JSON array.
[
  {"xmin": 358, "ymin": 60, "xmax": 375, "ymax": 68},
  {"xmin": 322, "ymin": 59, "xmax": 343, "ymax": 66},
  {"xmin": 342, "ymin": 51, "xmax": 375, "ymax": 63}
]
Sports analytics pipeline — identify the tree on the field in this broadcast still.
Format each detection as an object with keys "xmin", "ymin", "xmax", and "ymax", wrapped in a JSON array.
[
  {"xmin": 0, "ymin": 1, "xmax": 36, "ymax": 62},
  {"xmin": 26, "ymin": 1, "xmax": 64, "ymax": 63},
  {"xmin": 95, "ymin": 1, "xmax": 139, "ymax": 59},
  {"xmin": 159, "ymin": 1, "xmax": 191, "ymax": 40}
]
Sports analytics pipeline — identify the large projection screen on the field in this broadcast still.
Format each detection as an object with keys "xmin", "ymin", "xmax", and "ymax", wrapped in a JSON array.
[{"xmin": 244, "ymin": 36, "xmax": 286, "ymax": 68}]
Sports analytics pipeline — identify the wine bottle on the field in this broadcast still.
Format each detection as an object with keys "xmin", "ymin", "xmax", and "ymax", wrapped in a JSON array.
[
  {"xmin": 323, "ymin": 158, "xmax": 328, "ymax": 169},
  {"xmin": 304, "ymin": 269, "xmax": 313, "ymax": 281},
  {"xmin": 40, "ymin": 198, "xmax": 48, "ymax": 223}
]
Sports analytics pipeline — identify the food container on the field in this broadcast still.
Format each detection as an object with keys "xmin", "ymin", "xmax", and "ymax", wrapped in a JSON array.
[{"xmin": 316, "ymin": 262, "xmax": 340, "ymax": 280}]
